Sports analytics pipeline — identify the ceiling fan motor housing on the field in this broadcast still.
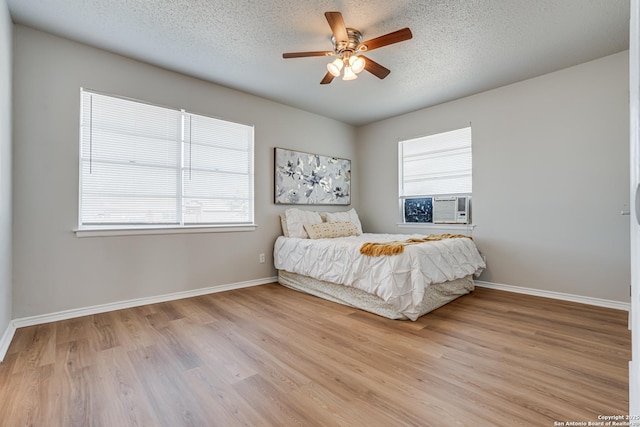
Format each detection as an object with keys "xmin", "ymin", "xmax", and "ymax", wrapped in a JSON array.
[{"xmin": 331, "ymin": 28, "xmax": 364, "ymax": 59}]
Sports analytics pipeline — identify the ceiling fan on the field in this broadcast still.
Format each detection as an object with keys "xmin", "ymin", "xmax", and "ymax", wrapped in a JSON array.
[{"xmin": 282, "ymin": 11, "xmax": 413, "ymax": 84}]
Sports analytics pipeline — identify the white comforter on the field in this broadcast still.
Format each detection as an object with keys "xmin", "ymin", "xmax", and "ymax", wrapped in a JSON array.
[{"xmin": 274, "ymin": 233, "xmax": 486, "ymax": 320}]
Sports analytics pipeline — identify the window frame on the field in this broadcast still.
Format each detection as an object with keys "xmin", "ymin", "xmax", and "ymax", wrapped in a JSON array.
[
  {"xmin": 398, "ymin": 126, "xmax": 473, "ymax": 227},
  {"xmin": 75, "ymin": 89, "xmax": 256, "ymax": 237}
]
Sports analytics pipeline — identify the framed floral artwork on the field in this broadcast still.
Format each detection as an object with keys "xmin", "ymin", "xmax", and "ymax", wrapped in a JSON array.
[{"xmin": 274, "ymin": 147, "xmax": 351, "ymax": 205}]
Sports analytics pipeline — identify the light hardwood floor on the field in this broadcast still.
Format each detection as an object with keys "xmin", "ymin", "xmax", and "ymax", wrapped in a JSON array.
[{"xmin": 0, "ymin": 284, "xmax": 631, "ymax": 426}]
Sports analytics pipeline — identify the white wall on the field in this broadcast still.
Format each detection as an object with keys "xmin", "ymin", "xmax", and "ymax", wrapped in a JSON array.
[
  {"xmin": 11, "ymin": 25, "xmax": 356, "ymax": 318},
  {"xmin": 0, "ymin": 0, "xmax": 12, "ymax": 336},
  {"xmin": 356, "ymin": 52, "xmax": 630, "ymax": 303},
  {"xmin": 629, "ymin": 0, "xmax": 639, "ymax": 415}
]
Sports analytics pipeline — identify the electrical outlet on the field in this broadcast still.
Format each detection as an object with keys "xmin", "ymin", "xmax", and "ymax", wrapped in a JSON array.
[{"xmin": 259, "ymin": 253, "xmax": 265, "ymax": 264}]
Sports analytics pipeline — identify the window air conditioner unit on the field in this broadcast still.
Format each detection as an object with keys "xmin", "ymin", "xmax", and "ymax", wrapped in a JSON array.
[{"xmin": 433, "ymin": 196, "xmax": 470, "ymax": 224}]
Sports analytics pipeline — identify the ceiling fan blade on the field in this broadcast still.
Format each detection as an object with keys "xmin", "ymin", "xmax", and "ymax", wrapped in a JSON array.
[
  {"xmin": 325, "ymin": 11, "xmax": 348, "ymax": 42},
  {"xmin": 283, "ymin": 51, "xmax": 334, "ymax": 59},
  {"xmin": 359, "ymin": 28, "xmax": 413, "ymax": 52},
  {"xmin": 320, "ymin": 72, "xmax": 335, "ymax": 85},
  {"xmin": 361, "ymin": 55, "xmax": 391, "ymax": 79}
]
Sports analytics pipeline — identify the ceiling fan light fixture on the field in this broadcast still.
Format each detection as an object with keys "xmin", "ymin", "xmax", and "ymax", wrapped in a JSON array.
[
  {"xmin": 349, "ymin": 55, "xmax": 365, "ymax": 74},
  {"xmin": 327, "ymin": 58, "xmax": 343, "ymax": 77},
  {"xmin": 342, "ymin": 66, "xmax": 357, "ymax": 81},
  {"xmin": 282, "ymin": 11, "xmax": 412, "ymax": 85}
]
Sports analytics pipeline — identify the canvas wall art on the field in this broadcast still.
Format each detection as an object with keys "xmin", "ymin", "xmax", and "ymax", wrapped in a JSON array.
[{"xmin": 274, "ymin": 147, "xmax": 351, "ymax": 205}]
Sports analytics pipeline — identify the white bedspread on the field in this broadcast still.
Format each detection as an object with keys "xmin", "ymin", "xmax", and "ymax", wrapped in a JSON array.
[{"xmin": 274, "ymin": 233, "xmax": 486, "ymax": 321}]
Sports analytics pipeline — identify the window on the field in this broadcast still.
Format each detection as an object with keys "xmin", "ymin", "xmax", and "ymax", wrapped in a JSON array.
[
  {"xmin": 398, "ymin": 127, "xmax": 472, "ymax": 224},
  {"xmin": 78, "ymin": 89, "xmax": 254, "ymax": 232}
]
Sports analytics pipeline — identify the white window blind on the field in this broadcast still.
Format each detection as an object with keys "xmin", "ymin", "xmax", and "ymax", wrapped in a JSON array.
[
  {"xmin": 79, "ymin": 89, "xmax": 254, "ymax": 228},
  {"xmin": 399, "ymin": 127, "xmax": 472, "ymax": 197}
]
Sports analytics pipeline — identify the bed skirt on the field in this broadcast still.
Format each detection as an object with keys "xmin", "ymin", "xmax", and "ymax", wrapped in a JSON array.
[{"xmin": 277, "ymin": 270, "xmax": 475, "ymax": 320}]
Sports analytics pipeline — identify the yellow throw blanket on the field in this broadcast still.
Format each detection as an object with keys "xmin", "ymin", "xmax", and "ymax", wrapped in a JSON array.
[{"xmin": 360, "ymin": 234, "xmax": 472, "ymax": 257}]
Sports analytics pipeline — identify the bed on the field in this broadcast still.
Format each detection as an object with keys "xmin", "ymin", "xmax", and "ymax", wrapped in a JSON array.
[{"xmin": 274, "ymin": 208, "xmax": 486, "ymax": 321}]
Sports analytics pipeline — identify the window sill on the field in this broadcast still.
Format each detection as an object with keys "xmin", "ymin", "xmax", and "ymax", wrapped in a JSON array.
[
  {"xmin": 397, "ymin": 223, "xmax": 475, "ymax": 232},
  {"xmin": 74, "ymin": 224, "xmax": 257, "ymax": 238}
]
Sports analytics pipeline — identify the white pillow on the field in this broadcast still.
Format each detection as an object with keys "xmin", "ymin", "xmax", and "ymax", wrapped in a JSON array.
[
  {"xmin": 279, "ymin": 214, "xmax": 290, "ymax": 237},
  {"xmin": 325, "ymin": 208, "xmax": 363, "ymax": 235},
  {"xmin": 284, "ymin": 208, "xmax": 323, "ymax": 238}
]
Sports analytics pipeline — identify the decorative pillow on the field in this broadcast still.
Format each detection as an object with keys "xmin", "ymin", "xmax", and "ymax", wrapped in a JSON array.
[
  {"xmin": 325, "ymin": 208, "xmax": 363, "ymax": 235},
  {"xmin": 284, "ymin": 208, "xmax": 323, "ymax": 238},
  {"xmin": 303, "ymin": 221, "xmax": 359, "ymax": 239}
]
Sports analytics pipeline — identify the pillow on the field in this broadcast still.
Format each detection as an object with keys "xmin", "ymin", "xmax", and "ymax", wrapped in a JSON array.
[
  {"xmin": 279, "ymin": 214, "xmax": 290, "ymax": 237},
  {"xmin": 284, "ymin": 208, "xmax": 323, "ymax": 238},
  {"xmin": 325, "ymin": 208, "xmax": 363, "ymax": 235},
  {"xmin": 303, "ymin": 221, "xmax": 359, "ymax": 239}
]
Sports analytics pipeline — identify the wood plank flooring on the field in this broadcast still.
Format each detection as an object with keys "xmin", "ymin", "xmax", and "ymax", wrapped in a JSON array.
[{"xmin": 0, "ymin": 284, "xmax": 631, "ymax": 426}]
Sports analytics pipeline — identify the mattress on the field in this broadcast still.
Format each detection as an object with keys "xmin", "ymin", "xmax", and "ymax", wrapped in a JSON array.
[
  {"xmin": 278, "ymin": 270, "xmax": 475, "ymax": 320},
  {"xmin": 274, "ymin": 233, "xmax": 485, "ymax": 320}
]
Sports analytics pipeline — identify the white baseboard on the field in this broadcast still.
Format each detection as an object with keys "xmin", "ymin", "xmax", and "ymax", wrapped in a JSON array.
[
  {"xmin": 2, "ymin": 277, "xmax": 627, "ymax": 363},
  {"xmin": 0, "ymin": 320, "xmax": 17, "ymax": 363},
  {"xmin": 0, "ymin": 276, "xmax": 277, "ymax": 362},
  {"xmin": 475, "ymin": 280, "xmax": 631, "ymax": 311}
]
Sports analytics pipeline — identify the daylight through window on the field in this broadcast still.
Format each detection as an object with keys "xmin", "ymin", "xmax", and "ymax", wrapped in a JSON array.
[
  {"xmin": 79, "ymin": 89, "xmax": 254, "ymax": 229},
  {"xmin": 398, "ymin": 127, "xmax": 472, "ymax": 224}
]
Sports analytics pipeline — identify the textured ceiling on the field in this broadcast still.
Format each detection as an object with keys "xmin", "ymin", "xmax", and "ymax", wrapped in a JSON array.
[{"xmin": 6, "ymin": 0, "xmax": 630, "ymax": 126}]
